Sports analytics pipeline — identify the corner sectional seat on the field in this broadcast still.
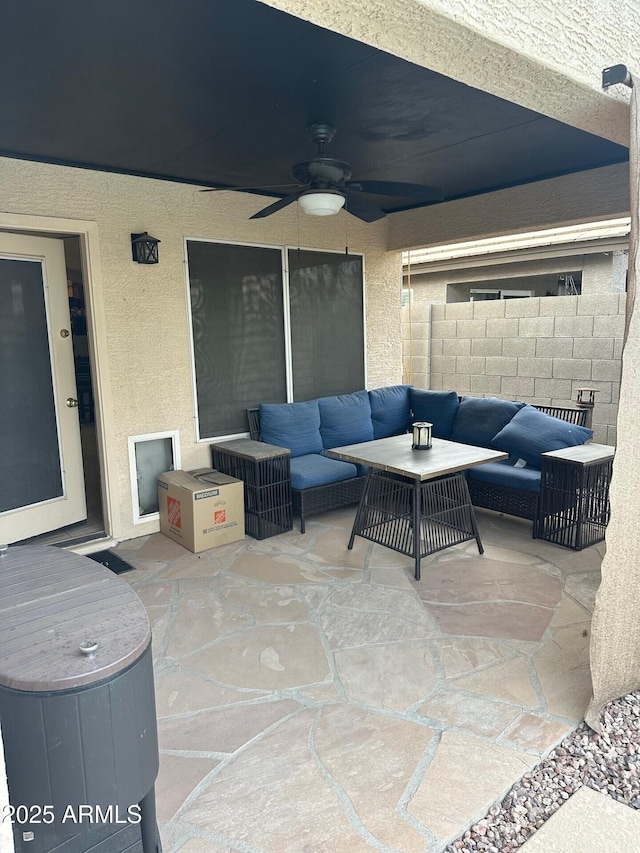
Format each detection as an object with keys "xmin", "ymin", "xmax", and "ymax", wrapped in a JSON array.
[{"xmin": 248, "ymin": 387, "xmax": 593, "ymax": 534}]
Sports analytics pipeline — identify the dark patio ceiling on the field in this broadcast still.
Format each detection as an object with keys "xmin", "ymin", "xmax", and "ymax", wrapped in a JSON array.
[{"xmin": 0, "ymin": 0, "xmax": 629, "ymax": 217}]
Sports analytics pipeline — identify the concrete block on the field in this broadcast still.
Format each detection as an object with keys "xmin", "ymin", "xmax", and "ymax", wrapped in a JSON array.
[
  {"xmin": 612, "ymin": 381, "xmax": 620, "ymax": 404},
  {"xmin": 536, "ymin": 337, "xmax": 572, "ymax": 357},
  {"xmin": 429, "ymin": 373, "xmax": 443, "ymax": 390},
  {"xmin": 456, "ymin": 356, "xmax": 486, "ymax": 375},
  {"xmin": 471, "ymin": 337, "xmax": 502, "ymax": 356},
  {"xmin": 431, "ymin": 319, "xmax": 458, "ymax": 338},
  {"xmin": 519, "ymin": 316, "xmax": 555, "ymax": 337},
  {"xmin": 431, "ymin": 355, "xmax": 457, "ymax": 375},
  {"xmin": 443, "ymin": 337, "xmax": 471, "ymax": 356},
  {"xmin": 619, "ymin": 293, "xmax": 628, "ymax": 313},
  {"xmin": 517, "ymin": 357, "xmax": 553, "ymax": 378},
  {"xmin": 572, "ymin": 338, "xmax": 614, "ymax": 359},
  {"xmin": 555, "ymin": 315, "xmax": 594, "ymax": 337},
  {"xmin": 552, "ymin": 358, "xmax": 592, "ymax": 380},
  {"xmin": 444, "ymin": 302, "xmax": 474, "ymax": 319},
  {"xmin": 485, "ymin": 356, "xmax": 518, "ymax": 376},
  {"xmin": 429, "ymin": 338, "xmax": 443, "ymax": 356},
  {"xmin": 505, "ymin": 297, "xmax": 540, "ymax": 317},
  {"xmin": 539, "ymin": 295, "xmax": 578, "ymax": 316},
  {"xmin": 593, "ymin": 402, "xmax": 620, "ymax": 425},
  {"xmin": 485, "ymin": 318, "xmax": 520, "ymax": 338},
  {"xmin": 614, "ymin": 337, "xmax": 624, "ymax": 359},
  {"xmin": 411, "ymin": 338, "xmax": 431, "ymax": 357},
  {"xmin": 502, "ymin": 337, "xmax": 536, "ymax": 357},
  {"xmin": 576, "ymin": 293, "xmax": 622, "ymax": 315},
  {"xmin": 500, "ymin": 376, "xmax": 535, "ymax": 399},
  {"xmin": 470, "ymin": 374, "xmax": 502, "ymax": 395},
  {"xmin": 443, "ymin": 373, "xmax": 470, "ymax": 392},
  {"xmin": 534, "ymin": 378, "xmax": 573, "ymax": 399},
  {"xmin": 593, "ymin": 314, "xmax": 625, "ymax": 338},
  {"xmin": 409, "ymin": 356, "xmax": 428, "ymax": 376},
  {"xmin": 473, "ymin": 299, "xmax": 506, "ymax": 318},
  {"xmin": 607, "ymin": 424, "xmax": 618, "ymax": 445},
  {"xmin": 591, "ymin": 423, "xmax": 609, "ymax": 444},
  {"xmin": 457, "ymin": 318, "xmax": 487, "ymax": 338},
  {"xmin": 591, "ymin": 360, "xmax": 622, "ymax": 382},
  {"xmin": 430, "ymin": 303, "xmax": 446, "ymax": 321}
]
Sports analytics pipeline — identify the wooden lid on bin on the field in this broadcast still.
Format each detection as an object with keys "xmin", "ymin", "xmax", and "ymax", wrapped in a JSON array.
[{"xmin": 0, "ymin": 544, "xmax": 150, "ymax": 692}]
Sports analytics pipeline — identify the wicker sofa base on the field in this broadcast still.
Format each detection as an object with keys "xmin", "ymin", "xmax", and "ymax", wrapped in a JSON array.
[
  {"xmin": 466, "ymin": 477, "xmax": 540, "ymax": 524},
  {"xmin": 293, "ymin": 475, "xmax": 368, "ymax": 533}
]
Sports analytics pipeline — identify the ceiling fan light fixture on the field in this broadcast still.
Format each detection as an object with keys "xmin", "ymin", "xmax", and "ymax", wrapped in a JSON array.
[{"xmin": 298, "ymin": 190, "xmax": 345, "ymax": 216}]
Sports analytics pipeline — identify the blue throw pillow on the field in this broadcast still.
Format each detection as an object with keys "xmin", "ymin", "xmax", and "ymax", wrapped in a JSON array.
[
  {"xmin": 317, "ymin": 390, "xmax": 374, "ymax": 449},
  {"xmin": 410, "ymin": 389, "xmax": 460, "ymax": 439},
  {"xmin": 491, "ymin": 405, "xmax": 593, "ymax": 468},
  {"xmin": 451, "ymin": 396, "xmax": 525, "ymax": 448},
  {"xmin": 259, "ymin": 400, "xmax": 323, "ymax": 458},
  {"xmin": 368, "ymin": 385, "xmax": 412, "ymax": 439}
]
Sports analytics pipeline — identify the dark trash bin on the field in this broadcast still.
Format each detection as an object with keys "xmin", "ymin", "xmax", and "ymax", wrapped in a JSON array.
[{"xmin": 0, "ymin": 545, "xmax": 161, "ymax": 853}]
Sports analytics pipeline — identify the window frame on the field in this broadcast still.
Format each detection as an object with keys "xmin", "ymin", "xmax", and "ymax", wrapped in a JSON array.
[{"xmin": 184, "ymin": 237, "xmax": 366, "ymax": 442}]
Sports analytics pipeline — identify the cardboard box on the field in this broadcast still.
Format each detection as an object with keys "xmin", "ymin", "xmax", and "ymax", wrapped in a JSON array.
[{"xmin": 158, "ymin": 468, "xmax": 245, "ymax": 553}]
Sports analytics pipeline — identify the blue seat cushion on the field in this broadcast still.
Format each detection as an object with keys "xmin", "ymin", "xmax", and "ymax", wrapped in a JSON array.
[
  {"xmin": 259, "ymin": 400, "xmax": 323, "ymax": 458},
  {"xmin": 451, "ymin": 396, "xmax": 525, "ymax": 448},
  {"xmin": 317, "ymin": 390, "xmax": 374, "ymax": 449},
  {"xmin": 368, "ymin": 385, "xmax": 412, "ymax": 439},
  {"xmin": 290, "ymin": 454, "xmax": 358, "ymax": 490},
  {"xmin": 410, "ymin": 389, "xmax": 460, "ymax": 439},
  {"xmin": 467, "ymin": 459, "xmax": 542, "ymax": 493},
  {"xmin": 491, "ymin": 405, "xmax": 594, "ymax": 468}
]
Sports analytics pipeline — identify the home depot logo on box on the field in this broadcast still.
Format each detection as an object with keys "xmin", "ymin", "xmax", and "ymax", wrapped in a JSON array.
[
  {"xmin": 214, "ymin": 509, "xmax": 226, "ymax": 524},
  {"xmin": 167, "ymin": 495, "xmax": 182, "ymax": 529}
]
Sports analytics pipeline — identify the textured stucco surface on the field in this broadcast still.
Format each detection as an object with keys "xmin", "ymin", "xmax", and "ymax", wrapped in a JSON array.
[
  {"xmin": 0, "ymin": 156, "xmax": 399, "ymax": 541},
  {"xmin": 263, "ymin": 0, "xmax": 636, "ymax": 145},
  {"xmin": 388, "ymin": 163, "xmax": 630, "ymax": 251}
]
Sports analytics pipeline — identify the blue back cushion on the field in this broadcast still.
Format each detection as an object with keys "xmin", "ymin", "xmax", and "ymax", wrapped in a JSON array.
[
  {"xmin": 491, "ymin": 405, "xmax": 593, "ymax": 467},
  {"xmin": 451, "ymin": 396, "xmax": 525, "ymax": 448},
  {"xmin": 259, "ymin": 400, "xmax": 323, "ymax": 458},
  {"xmin": 368, "ymin": 385, "xmax": 412, "ymax": 439},
  {"xmin": 317, "ymin": 391, "xmax": 374, "ymax": 449},
  {"xmin": 410, "ymin": 389, "xmax": 460, "ymax": 439}
]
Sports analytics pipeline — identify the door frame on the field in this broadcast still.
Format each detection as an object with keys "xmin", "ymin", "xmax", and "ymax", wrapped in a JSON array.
[{"xmin": 0, "ymin": 212, "xmax": 119, "ymax": 543}]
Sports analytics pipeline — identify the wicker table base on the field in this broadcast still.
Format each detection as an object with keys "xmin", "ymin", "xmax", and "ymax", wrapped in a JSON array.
[{"xmin": 348, "ymin": 469, "xmax": 483, "ymax": 580}]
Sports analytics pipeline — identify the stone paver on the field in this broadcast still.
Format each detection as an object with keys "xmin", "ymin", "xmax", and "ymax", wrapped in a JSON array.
[{"xmin": 115, "ymin": 508, "xmax": 603, "ymax": 853}]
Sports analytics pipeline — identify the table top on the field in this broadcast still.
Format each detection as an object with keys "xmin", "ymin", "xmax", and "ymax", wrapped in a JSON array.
[
  {"xmin": 212, "ymin": 438, "xmax": 290, "ymax": 460},
  {"xmin": 0, "ymin": 544, "xmax": 150, "ymax": 692},
  {"xmin": 328, "ymin": 434, "xmax": 508, "ymax": 481},
  {"xmin": 542, "ymin": 442, "xmax": 616, "ymax": 465}
]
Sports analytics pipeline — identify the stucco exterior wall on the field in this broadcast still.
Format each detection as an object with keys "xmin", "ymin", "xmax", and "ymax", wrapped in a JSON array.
[
  {"xmin": 403, "ymin": 294, "xmax": 624, "ymax": 444},
  {"xmin": 0, "ymin": 156, "xmax": 399, "ymax": 542},
  {"xmin": 265, "ymin": 0, "xmax": 635, "ymax": 145}
]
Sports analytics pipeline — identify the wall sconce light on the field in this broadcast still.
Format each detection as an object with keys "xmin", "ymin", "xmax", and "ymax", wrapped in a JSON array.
[
  {"xmin": 131, "ymin": 232, "xmax": 161, "ymax": 264},
  {"xmin": 412, "ymin": 421, "xmax": 433, "ymax": 450}
]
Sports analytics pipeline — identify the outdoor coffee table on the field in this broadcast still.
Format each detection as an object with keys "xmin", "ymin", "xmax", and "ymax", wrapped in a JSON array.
[{"xmin": 328, "ymin": 435, "xmax": 507, "ymax": 580}]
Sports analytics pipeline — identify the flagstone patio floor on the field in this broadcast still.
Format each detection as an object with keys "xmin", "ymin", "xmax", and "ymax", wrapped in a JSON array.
[{"xmin": 113, "ymin": 507, "xmax": 604, "ymax": 853}]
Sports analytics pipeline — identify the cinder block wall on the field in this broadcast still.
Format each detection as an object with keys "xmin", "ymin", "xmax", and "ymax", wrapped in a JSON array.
[{"xmin": 402, "ymin": 294, "xmax": 624, "ymax": 445}]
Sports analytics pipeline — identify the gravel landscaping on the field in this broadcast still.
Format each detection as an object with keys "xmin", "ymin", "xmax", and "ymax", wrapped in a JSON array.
[{"xmin": 446, "ymin": 692, "xmax": 640, "ymax": 852}]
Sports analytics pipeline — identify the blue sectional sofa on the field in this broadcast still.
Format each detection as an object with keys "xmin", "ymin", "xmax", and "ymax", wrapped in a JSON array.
[{"xmin": 247, "ymin": 387, "xmax": 592, "ymax": 533}]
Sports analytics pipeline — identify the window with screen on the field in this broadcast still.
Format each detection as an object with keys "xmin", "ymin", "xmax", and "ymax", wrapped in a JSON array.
[{"xmin": 187, "ymin": 241, "xmax": 365, "ymax": 439}]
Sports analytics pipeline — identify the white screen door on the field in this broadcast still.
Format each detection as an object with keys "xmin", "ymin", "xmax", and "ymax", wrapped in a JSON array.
[{"xmin": 0, "ymin": 233, "xmax": 86, "ymax": 544}]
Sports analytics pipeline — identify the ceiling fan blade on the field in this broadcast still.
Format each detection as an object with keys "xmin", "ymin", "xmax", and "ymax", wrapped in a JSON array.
[
  {"xmin": 200, "ymin": 183, "xmax": 299, "ymax": 193},
  {"xmin": 249, "ymin": 191, "xmax": 304, "ymax": 219},
  {"xmin": 349, "ymin": 180, "xmax": 444, "ymax": 202},
  {"xmin": 342, "ymin": 190, "xmax": 386, "ymax": 223}
]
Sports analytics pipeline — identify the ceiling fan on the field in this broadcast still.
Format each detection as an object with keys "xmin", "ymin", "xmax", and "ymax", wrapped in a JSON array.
[{"xmin": 200, "ymin": 123, "xmax": 444, "ymax": 222}]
